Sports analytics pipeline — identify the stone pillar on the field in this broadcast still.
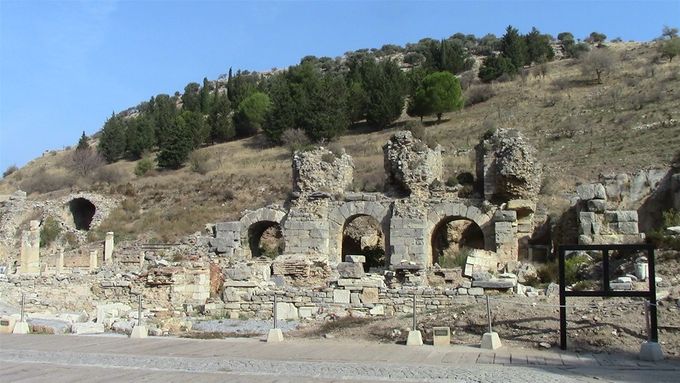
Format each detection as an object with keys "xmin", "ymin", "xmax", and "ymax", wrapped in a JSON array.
[
  {"xmin": 57, "ymin": 248, "xmax": 64, "ymax": 275},
  {"xmin": 104, "ymin": 232, "xmax": 114, "ymax": 264},
  {"xmin": 19, "ymin": 220, "xmax": 40, "ymax": 274},
  {"xmin": 89, "ymin": 250, "xmax": 98, "ymax": 271}
]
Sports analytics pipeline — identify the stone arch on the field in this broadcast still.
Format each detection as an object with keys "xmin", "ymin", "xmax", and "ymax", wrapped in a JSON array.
[
  {"xmin": 426, "ymin": 202, "xmax": 494, "ymax": 267},
  {"xmin": 239, "ymin": 208, "xmax": 287, "ymax": 258},
  {"xmin": 430, "ymin": 217, "xmax": 484, "ymax": 267},
  {"xmin": 68, "ymin": 198, "xmax": 96, "ymax": 230},
  {"xmin": 341, "ymin": 214, "xmax": 386, "ymax": 271},
  {"xmin": 329, "ymin": 201, "xmax": 392, "ymax": 265}
]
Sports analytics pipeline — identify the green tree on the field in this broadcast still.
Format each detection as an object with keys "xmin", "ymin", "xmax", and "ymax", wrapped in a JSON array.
[
  {"xmin": 405, "ymin": 67, "xmax": 428, "ymax": 121},
  {"xmin": 181, "ymin": 82, "xmax": 201, "ymax": 112},
  {"xmin": 585, "ymin": 32, "xmax": 607, "ymax": 45},
  {"xmin": 478, "ymin": 54, "xmax": 515, "ymax": 82},
  {"xmin": 414, "ymin": 71, "xmax": 463, "ymax": 122},
  {"xmin": 234, "ymin": 91, "xmax": 271, "ymax": 137},
  {"xmin": 125, "ymin": 115, "xmax": 155, "ymax": 159},
  {"xmin": 660, "ymin": 37, "xmax": 680, "ymax": 62},
  {"xmin": 357, "ymin": 59, "xmax": 405, "ymax": 129},
  {"xmin": 227, "ymin": 70, "xmax": 258, "ymax": 106},
  {"xmin": 76, "ymin": 131, "xmax": 89, "ymax": 151},
  {"xmin": 304, "ymin": 73, "xmax": 348, "ymax": 141},
  {"xmin": 500, "ymin": 25, "xmax": 528, "ymax": 69},
  {"xmin": 477, "ymin": 33, "xmax": 500, "ymax": 55},
  {"xmin": 264, "ymin": 73, "xmax": 297, "ymax": 143},
  {"xmin": 525, "ymin": 27, "xmax": 555, "ymax": 64},
  {"xmin": 199, "ymin": 77, "xmax": 213, "ymax": 114},
  {"xmin": 98, "ymin": 112, "xmax": 126, "ymax": 163},
  {"xmin": 346, "ymin": 80, "xmax": 368, "ymax": 124},
  {"xmin": 150, "ymin": 94, "xmax": 178, "ymax": 148},
  {"xmin": 662, "ymin": 25, "xmax": 679, "ymax": 39},
  {"xmin": 179, "ymin": 110, "xmax": 209, "ymax": 148},
  {"xmin": 157, "ymin": 116, "xmax": 192, "ymax": 169},
  {"xmin": 208, "ymin": 92, "xmax": 234, "ymax": 142}
]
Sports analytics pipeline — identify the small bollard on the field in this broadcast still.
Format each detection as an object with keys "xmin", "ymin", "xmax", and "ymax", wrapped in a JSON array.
[
  {"xmin": 481, "ymin": 296, "xmax": 501, "ymax": 350},
  {"xmin": 639, "ymin": 301, "xmax": 663, "ymax": 361},
  {"xmin": 130, "ymin": 294, "xmax": 148, "ymax": 339},
  {"xmin": 13, "ymin": 293, "xmax": 30, "ymax": 334},
  {"xmin": 406, "ymin": 293, "xmax": 423, "ymax": 346},
  {"xmin": 267, "ymin": 292, "xmax": 283, "ymax": 343}
]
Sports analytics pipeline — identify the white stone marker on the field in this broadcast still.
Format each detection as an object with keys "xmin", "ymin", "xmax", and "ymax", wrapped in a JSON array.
[
  {"xmin": 406, "ymin": 330, "xmax": 424, "ymax": 346},
  {"xmin": 104, "ymin": 232, "xmax": 114, "ymax": 264},
  {"xmin": 432, "ymin": 327, "xmax": 451, "ymax": 347}
]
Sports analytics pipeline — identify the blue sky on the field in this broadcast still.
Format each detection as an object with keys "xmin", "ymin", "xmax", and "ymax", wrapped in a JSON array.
[{"xmin": 1, "ymin": 0, "xmax": 678, "ymax": 173}]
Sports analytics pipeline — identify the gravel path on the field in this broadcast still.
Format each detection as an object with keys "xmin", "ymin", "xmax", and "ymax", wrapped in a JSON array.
[{"xmin": 190, "ymin": 318, "xmax": 299, "ymax": 334}]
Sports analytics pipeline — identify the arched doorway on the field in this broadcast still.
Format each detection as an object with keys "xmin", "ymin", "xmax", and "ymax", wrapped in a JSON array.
[
  {"xmin": 68, "ymin": 198, "xmax": 96, "ymax": 230},
  {"xmin": 342, "ymin": 215, "xmax": 386, "ymax": 272},
  {"xmin": 431, "ymin": 217, "xmax": 484, "ymax": 267},
  {"xmin": 248, "ymin": 221, "xmax": 284, "ymax": 259}
]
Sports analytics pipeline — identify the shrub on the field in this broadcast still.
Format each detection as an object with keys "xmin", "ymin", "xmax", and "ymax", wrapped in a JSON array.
[
  {"xmin": 3, "ymin": 164, "xmax": 18, "ymax": 178},
  {"xmin": 281, "ymin": 128, "xmax": 311, "ymax": 153},
  {"xmin": 189, "ymin": 150, "xmax": 212, "ymax": 175},
  {"xmin": 464, "ymin": 84, "xmax": 495, "ymax": 107},
  {"xmin": 93, "ymin": 166, "xmax": 126, "ymax": 184},
  {"xmin": 134, "ymin": 157, "xmax": 154, "ymax": 176},
  {"xmin": 445, "ymin": 176, "xmax": 458, "ymax": 187},
  {"xmin": 20, "ymin": 170, "xmax": 74, "ymax": 193},
  {"xmin": 40, "ymin": 216, "xmax": 61, "ymax": 247},
  {"xmin": 537, "ymin": 261, "xmax": 558, "ymax": 283}
]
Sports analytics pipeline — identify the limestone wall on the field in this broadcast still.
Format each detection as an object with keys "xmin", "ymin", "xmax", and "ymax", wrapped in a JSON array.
[{"xmin": 576, "ymin": 183, "xmax": 645, "ymax": 244}]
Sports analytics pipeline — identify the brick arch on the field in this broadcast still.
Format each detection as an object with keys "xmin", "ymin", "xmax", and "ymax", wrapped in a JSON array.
[
  {"xmin": 328, "ymin": 201, "xmax": 392, "ymax": 265},
  {"xmin": 239, "ymin": 207, "xmax": 287, "ymax": 258},
  {"xmin": 426, "ymin": 202, "xmax": 495, "ymax": 266}
]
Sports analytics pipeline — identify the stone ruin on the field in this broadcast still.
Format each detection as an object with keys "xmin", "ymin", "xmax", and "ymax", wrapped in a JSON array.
[{"xmin": 2, "ymin": 128, "xmax": 672, "ymax": 330}]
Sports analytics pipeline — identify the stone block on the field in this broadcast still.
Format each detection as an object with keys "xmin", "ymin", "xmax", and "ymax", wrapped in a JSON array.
[
  {"xmin": 587, "ymin": 199, "xmax": 607, "ymax": 213},
  {"xmin": 457, "ymin": 288, "xmax": 468, "ymax": 295},
  {"xmin": 350, "ymin": 293, "xmax": 361, "ymax": 304},
  {"xmin": 468, "ymin": 287, "xmax": 484, "ymax": 296},
  {"xmin": 594, "ymin": 183, "xmax": 607, "ymax": 199},
  {"xmin": 337, "ymin": 262, "xmax": 365, "ymax": 278},
  {"xmin": 506, "ymin": 199, "xmax": 535, "ymax": 215},
  {"xmin": 576, "ymin": 184, "xmax": 596, "ymax": 200},
  {"xmin": 605, "ymin": 210, "xmax": 638, "ymax": 223},
  {"xmin": 406, "ymin": 330, "xmax": 423, "ymax": 346},
  {"xmin": 481, "ymin": 332, "xmax": 502, "ymax": 350},
  {"xmin": 130, "ymin": 325, "xmax": 148, "ymax": 338},
  {"xmin": 493, "ymin": 210, "xmax": 517, "ymax": 222},
  {"xmin": 639, "ymin": 341, "xmax": 664, "ymax": 361},
  {"xmin": 345, "ymin": 255, "xmax": 366, "ymax": 263},
  {"xmin": 609, "ymin": 222, "xmax": 639, "ymax": 235},
  {"xmin": 275, "ymin": 302, "xmax": 298, "ymax": 320},
  {"xmin": 432, "ymin": 327, "xmax": 451, "ymax": 347},
  {"xmin": 369, "ymin": 305, "xmax": 385, "ymax": 316},
  {"xmin": 267, "ymin": 328, "xmax": 284, "ymax": 343},
  {"xmin": 12, "ymin": 321, "xmax": 30, "ymax": 334},
  {"xmin": 0, "ymin": 316, "xmax": 17, "ymax": 334},
  {"xmin": 472, "ymin": 279, "xmax": 516, "ymax": 289},
  {"xmin": 225, "ymin": 266, "xmax": 252, "ymax": 281},
  {"xmin": 360, "ymin": 287, "xmax": 379, "ymax": 304},
  {"xmin": 298, "ymin": 307, "xmax": 315, "ymax": 319},
  {"xmin": 333, "ymin": 289, "xmax": 351, "ymax": 304}
]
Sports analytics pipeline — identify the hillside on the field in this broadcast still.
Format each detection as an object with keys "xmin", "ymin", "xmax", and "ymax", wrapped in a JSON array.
[{"xmin": 1, "ymin": 41, "xmax": 679, "ymax": 244}]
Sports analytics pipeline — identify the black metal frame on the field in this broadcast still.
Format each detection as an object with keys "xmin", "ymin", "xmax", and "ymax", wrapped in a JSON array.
[{"xmin": 558, "ymin": 244, "xmax": 657, "ymax": 350}]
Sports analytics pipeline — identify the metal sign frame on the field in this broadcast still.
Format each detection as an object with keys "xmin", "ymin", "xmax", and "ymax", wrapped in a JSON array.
[{"xmin": 558, "ymin": 244, "xmax": 657, "ymax": 350}]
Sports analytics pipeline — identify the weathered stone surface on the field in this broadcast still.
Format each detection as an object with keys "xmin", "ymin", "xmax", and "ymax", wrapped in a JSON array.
[
  {"xmin": 225, "ymin": 266, "xmax": 252, "ymax": 281},
  {"xmin": 360, "ymin": 287, "xmax": 379, "ymax": 304},
  {"xmin": 337, "ymin": 262, "xmax": 364, "ymax": 279},
  {"xmin": 476, "ymin": 128, "xmax": 542, "ymax": 201},
  {"xmin": 72, "ymin": 322, "xmax": 105, "ymax": 335},
  {"xmin": 345, "ymin": 255, "xmax": 366, "ymax": 263},
  {"xmin": 292, "ymin": 147, "xmax": 354, "ymax": 195},
  {"xmin": 383, "ymin": 130, "xmax": 443, "ymax": 196},
  {"xmin": 506, "ymin": 199, "xmax": 536, "ymax": 215},
  {"xmin": 577, "ymin": 184, "xmax": 596, "ymax": 201},
  {"xmin": 605, "ymin": 210, "xmax": 638, "ymax": 223},
  {"xmin": 333, "ymin": 289, "xmax": 350, "ymax": 304},
  {"xmin": 493, "ymin": 210, "xmax": 517, "ymax": 222},
  {"xmin": 275, "ymin": 302, "xmax": 298, "ymax": 320},
  {"xmin": 587, "ymin": 199, "xmax": 607, "ymax": 213},
  {"xmin": 472, "ymin": 279, "xmax": 516, "ymax": 289},
  {"xmin": 468, "ymin": 287, "xmax": 484, "ymax": 296}
]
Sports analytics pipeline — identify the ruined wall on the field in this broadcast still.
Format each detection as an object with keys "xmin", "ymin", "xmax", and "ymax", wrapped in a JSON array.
[
  {"xmin": 475, "ymin": 129, "xmax": 542, "ymax": 202},
  {"xmin": 383, "ymin": 131, "xmax": 443, "ymax": 197},
  {"xmin": 292, "ymin": 147, "xmax": 354, "ymax": 195},
  {"xmin": 576, "ymin": 183, "xmax": 645, "ymax": 244}
]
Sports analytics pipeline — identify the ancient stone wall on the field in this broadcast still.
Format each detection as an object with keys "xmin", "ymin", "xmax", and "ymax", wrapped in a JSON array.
[
  {"xmin": 576, "ymin": 183, "xmax": 645, "ymax": 244},
  {"xmin": 383, "ymin": 131, "xmax": 443, "ymax": 197},
  {"xmin": 475, "ymin": 129, "xmax": 542, "ymax": 202},
  {"xmin": 292, "ymin": 147, "xmax": 354, "ymax": 195}
]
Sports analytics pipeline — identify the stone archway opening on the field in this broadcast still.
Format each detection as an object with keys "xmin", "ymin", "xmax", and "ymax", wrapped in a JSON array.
[
  {"xmin": 248, "ymin": 221, "xmax": 284, "ymax": 259},
  {"xmin": 342, "ymin": 215, "xmax": 386, "ymax": 272},
  {"xmin": 431, "ymin": 217, "xmax": 484, "ymax": 267},
  {"xmin": 68, "ymin": 198, "xmax": 96, "ymax": 231}
]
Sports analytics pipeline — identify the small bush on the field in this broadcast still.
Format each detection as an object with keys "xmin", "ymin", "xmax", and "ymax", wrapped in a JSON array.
[
  {"xmin": 20, "ymin": 170, "xmax": 74, "ymax": 193},
  {"xmin": 64, "ymin": 232, "xmax": 79, "ymax": 248},
  {"xmin": 189, "ymin": 150, "xmax": 212, "ymax": 175},
  {"xmin": 281, "ymin": 128, "xmax": 311, "ymax": 153},
  {"xmin": 3, "ymin": 164, "xmax": 18, "ymax": 178},
  {"xmin": 537, "ymin": 261, "xmax": 558, "ymax": 284},
  {"xmin": 93, "ymin": 166, "xmax": 126, "ymax": 184},
  {"xmin": 459, "ymin": 71, "xmax": 476, "ymax": 90},
  {"xmin": 464, "ymin": 84, "xmax": 495, "ymax": 107},
  {"xmin": 135, "ymin": 157, "xmax": 154, "ymax": 176},
  {"xmin": 40, "ymin": 216, "xmax": 61, "ymax": 247},
  {"xmin": 407, "ymin": 121, "xmax": 427, "ymax": 141}
]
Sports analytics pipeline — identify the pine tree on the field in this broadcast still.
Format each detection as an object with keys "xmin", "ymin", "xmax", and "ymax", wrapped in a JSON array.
[
  {"xmin": 98, "ymin": 113, "xmax": 126, "ymax": 163},
  {"xmin": 76, "ymin": 131, "xmax": 89, "ymax": 151},
  {"xmin": 415, "ymin": 71, "xmax": 463, "ymax": 122},
  {"xmin": 234, "ymin": 91, "xmax": 271, "ymax": 137},
  {"xmin": 208, "ymin": 92, "xmax": 234, "ymax": 142},
  {"xmin": 264, "ymin": 73, "xmax": 296, "ymax": 143},
  {"xmin": 500, "ymin": 25, "xmax": 528, "ymax": 70},
  {"xmin": 157, "ymin": 116, "xmax": 192, "ymax": 169},
  {"xmin": 125, "ymin": 115, "xmax": 156, "ymax": 159}
]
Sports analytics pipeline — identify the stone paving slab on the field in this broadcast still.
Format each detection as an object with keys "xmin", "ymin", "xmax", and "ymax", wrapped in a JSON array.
[{"xmin": 0, "ymin": 334, "xmax": 679, "ymax": 382}]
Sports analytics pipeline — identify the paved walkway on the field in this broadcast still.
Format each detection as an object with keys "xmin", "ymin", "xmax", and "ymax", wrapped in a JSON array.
[{"xmin": 0, "ymin": 334, "xmax": 678, "ymax": 382}]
